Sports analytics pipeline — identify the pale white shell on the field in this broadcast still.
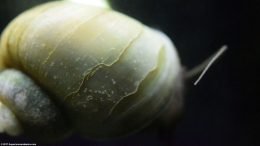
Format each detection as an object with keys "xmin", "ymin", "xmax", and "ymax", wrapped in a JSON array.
[{"xmin": 0, "ymin": 0, "xmax": 181, "ymax": 139}]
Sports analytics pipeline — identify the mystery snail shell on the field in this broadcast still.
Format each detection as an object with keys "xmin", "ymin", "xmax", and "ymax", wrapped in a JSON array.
[{"xmin": 0, "ymin": 0, "xmax": 182, "ymax": 141}]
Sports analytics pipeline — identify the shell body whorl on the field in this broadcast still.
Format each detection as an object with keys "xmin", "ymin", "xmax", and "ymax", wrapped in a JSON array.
[{"xmin": 0, "ymin": 0, "xmax": 181, "ymax": 139}]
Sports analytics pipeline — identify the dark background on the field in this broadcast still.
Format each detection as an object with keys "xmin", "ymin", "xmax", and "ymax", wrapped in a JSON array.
[{"xmin": 0, "ymin": 0, "xmax": 259, "ymax": 145}]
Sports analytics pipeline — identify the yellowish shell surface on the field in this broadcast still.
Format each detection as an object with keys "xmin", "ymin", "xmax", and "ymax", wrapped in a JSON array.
[{"xmin": 0, "ymin": 1, "xmax": 181, "ymax": 138}]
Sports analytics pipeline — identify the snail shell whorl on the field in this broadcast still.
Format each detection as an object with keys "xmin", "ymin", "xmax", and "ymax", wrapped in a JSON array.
[
  {"xmin": 0, "ymin": 69, "xmax": 70, "ymax": 141},
  {"xmin": 0, "ymin": 0, "xmax": 181, "ymax": 139}
]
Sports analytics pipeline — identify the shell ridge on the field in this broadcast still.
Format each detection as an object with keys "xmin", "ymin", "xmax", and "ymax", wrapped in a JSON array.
[
  {"xmin": 4, "ymin": 2, "xmax": 60, "ymax": 70},
  {"xmin": 41, "ymin": 9, "xmax": 110, "ymax": 67}
]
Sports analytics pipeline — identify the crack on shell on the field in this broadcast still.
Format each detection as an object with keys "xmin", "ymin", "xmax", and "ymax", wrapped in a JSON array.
[
  {"xmin": 64, "ymin": 26, "xmax": 144, "ymax": 100},
  {"xmin": 106, "ymin": 45, "xmax": 164, "ymax": 119}
]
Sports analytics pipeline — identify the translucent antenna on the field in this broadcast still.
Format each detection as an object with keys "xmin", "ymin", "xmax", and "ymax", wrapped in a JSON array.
[
  {"xmin": 185, "ymin": 45, "xmax": 228, "ymax": 85},
  {"xmin": 193, "ymin": 45, "xmax": 228, "ymax": 85}
]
